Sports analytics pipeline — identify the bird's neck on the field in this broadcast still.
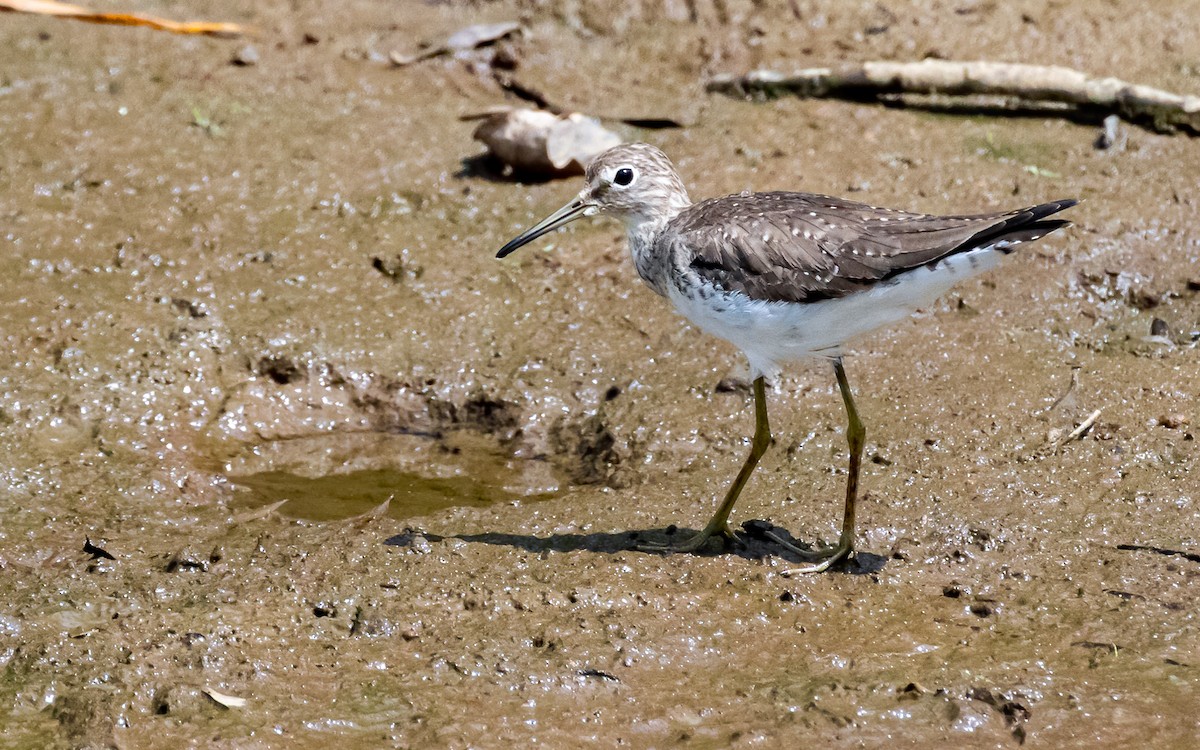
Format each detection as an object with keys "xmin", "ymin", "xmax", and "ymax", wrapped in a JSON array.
[
  {"xmin": 624, "ymin": 198, "xmax": 689, "ymax": 297},
  {"xmin": 624, "ymin": 193, "xmax": 690, "ymax": 249},
  {"xmin": 625, "ymin": 212, "xmax": 666, "ymax": 256}
]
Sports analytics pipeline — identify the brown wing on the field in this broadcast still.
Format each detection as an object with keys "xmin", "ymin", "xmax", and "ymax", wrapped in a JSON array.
[{"xmin": 664, "ymin": 192, "xmax": 1076, "ymax": 303}]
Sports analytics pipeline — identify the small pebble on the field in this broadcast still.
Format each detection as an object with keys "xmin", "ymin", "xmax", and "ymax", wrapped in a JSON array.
[
  {"xmin": 1159, "ymin": 413, "xmax": 1189, "ymax": 429},
  {"xmin": 1150, "ymin": 318, "xmax": 1169, "ymax": 337},
  {"xmin": 969, "ymin": 602, "xmax": 995, "ymax": 617},
  {"xmin": 899, "ymin": 682, "xmax": 926, "ymax": 696},
  {"xmin": 1128, "ymin": 288, "xmax": 1160, "ymax": 310},
  {"xmin": 1094, "ymin": 114, "xmax": 1125, "ymax": 150},
  {"xmin": 232, "ymin": 45, "xmax": 260, "ymax": 66},
  {"xmin": 715, "ymin": 376, "xmax": 750, "ymax": 393}
]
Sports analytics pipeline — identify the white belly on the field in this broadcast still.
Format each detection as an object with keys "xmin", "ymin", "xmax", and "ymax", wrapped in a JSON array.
[{"xmin": 666, "ymin": 245, "xmax": 1007, "ymax": 378}]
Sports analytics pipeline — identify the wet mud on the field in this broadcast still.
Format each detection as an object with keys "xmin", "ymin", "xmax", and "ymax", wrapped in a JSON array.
[{"xmin": 1, "ymin": 1, "xmax": 1198, "ymax": 747}]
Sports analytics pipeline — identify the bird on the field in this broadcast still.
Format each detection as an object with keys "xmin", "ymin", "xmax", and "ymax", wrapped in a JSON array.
[{"xmin": 496, "ymin": 143, "xmax": 1075, "ymax": 573}]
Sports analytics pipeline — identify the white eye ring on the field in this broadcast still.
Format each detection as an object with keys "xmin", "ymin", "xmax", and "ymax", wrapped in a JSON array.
[{"xmin": 613, "ymin": 167, "xmax": 635, "ymax": 187}]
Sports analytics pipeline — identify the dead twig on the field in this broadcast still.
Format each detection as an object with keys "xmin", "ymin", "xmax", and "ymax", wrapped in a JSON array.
[
  {"xmin": 1, "ymin": 0, "xmax": 245, "ymax": 37},
  {"xmin": 1057, "ymin": 409, "xmax": 1102, "ymax": 445},
  {"xmin": 203, "ymin": 688, "xmax": 247, "ymax": 709},
  {"xmin": 1046, "ymin": 405, "xmax": 1099, "ymax": 446},
  {"xmin": 1036, "ymin": 408, "xmax": 1102, "ymax": 458},
  {"xmin": 708, "ymin": 60, "xmax": 1200, "ymax": 135}
]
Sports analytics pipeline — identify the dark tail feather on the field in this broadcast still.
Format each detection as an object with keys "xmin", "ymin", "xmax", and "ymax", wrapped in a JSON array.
[
  {"xmin": 969, "ymin": 199, "xmax": 1077, "ymax": 253},
  {"xmin": 993, "ymin": 219, "xmax": 1073, "ymax": 254}
]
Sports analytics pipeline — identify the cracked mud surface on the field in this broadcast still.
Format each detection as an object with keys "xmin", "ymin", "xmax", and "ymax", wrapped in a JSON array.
[{"xmin": 2, "ymin": 1, "xmax": 1198, "ymax": 747}]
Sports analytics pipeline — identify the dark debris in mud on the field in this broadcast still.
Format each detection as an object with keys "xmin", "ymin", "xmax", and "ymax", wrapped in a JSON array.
[{"xmin": 1116, "ymin": 543, "xmax": 1200, "ymax": 564}]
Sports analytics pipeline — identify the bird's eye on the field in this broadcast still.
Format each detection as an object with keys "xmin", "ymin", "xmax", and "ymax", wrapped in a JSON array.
[{"xmin": 613, "ymin": 167, "xmax": 634, "ymax": 186}]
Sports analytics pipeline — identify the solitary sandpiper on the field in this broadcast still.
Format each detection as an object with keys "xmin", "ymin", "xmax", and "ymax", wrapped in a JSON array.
[{"xmin": 496, "ymin": 143, "xmax": 1075, "ymax": 572}]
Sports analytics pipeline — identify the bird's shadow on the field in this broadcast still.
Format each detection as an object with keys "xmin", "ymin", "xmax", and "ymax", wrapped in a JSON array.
[{"xmin": 384, "ymin": 519, "xmax": 887, "ymax": 575}]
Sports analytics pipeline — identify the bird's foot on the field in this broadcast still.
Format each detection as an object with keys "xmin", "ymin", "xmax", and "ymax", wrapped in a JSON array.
[
  {"xmin": 637, "ymin": 522, "xmax": 735, "ymax": 554},
  {"xmin": 763, "ymin": 529, "xmax": 853, "ymax": 575}
]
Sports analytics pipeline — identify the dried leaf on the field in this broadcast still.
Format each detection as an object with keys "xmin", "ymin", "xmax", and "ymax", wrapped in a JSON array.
[
  {"xmin": 546, "ymin": 114, "xmax": 622, "ymax": 169},
  {"xmin": 444, "ymin": 22, "xmax": 520, "ymax": 52},
  {"xmin": 473, "ymin": 108, "xmax": 621, "ymax": 177},
  {"xmin": 1, "ymin": 0, "xmax": 246, "ymax": 38},
  {"xmin": 390, "ymin": 21, "xmax": 520, "ymax": 66}
]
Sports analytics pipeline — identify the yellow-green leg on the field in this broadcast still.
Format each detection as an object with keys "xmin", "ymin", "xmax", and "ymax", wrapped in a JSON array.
[
  {"xmin": 639, "ymin": 375, "xmax": 771, "ymax": 553},
  {"xmin": 772, "ymin": 358, "xmax": 863, "ymax": 574}
]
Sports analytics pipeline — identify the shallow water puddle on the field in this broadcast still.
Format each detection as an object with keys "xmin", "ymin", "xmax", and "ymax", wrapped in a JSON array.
[
  {"xmin": 225, "ymin": 431, "xmax": 564, "ymax": 522},
  {"xmin": 230, "ymin": 467, "xmax": 541, "ymax": 520}
]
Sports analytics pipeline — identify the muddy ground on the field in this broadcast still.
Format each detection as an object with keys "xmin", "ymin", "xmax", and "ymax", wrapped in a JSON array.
[{"xmin": 2, "ymin": 1, "xmax": 1199, "ymax": 747}]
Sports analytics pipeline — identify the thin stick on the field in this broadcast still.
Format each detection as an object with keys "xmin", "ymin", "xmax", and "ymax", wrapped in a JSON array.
[
  {"xmin": 1058, "ymin": 409, "xmax": 1102, "ymax": 445},
  {"xmin": 708, "ymin": 60, "xmax": 1200, "ymax": 135}
]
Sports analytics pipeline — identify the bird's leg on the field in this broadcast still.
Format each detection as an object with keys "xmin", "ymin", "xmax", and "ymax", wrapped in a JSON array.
[
  {"xmin": 639, "ymin": 375, "xmax": 771, "ymax": 553},
  {"xmin": 771, "ymin": 358, "xmax": 862, "ymax": 574}
]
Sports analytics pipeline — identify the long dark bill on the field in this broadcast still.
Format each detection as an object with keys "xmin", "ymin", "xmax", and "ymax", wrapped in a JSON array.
[{"xmin": 495, "ymin": 198, "xmax": 588, "ymax": 258}]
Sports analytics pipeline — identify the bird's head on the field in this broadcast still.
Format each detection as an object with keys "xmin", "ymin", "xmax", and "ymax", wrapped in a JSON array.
[{"xmin": 496, "ymin": 143, "xmax": 691, "ymax": 258}]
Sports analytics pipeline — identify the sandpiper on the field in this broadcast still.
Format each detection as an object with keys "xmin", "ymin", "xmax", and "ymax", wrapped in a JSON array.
[{"xmin": 496, "ymin": 143, "xmax": 1075, "ymax": 572}]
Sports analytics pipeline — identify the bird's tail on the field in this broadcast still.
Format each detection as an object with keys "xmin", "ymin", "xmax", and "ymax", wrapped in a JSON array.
[{"xmin": 971, "ymin": 199, "xmax": 1078, "ymax": 254}]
